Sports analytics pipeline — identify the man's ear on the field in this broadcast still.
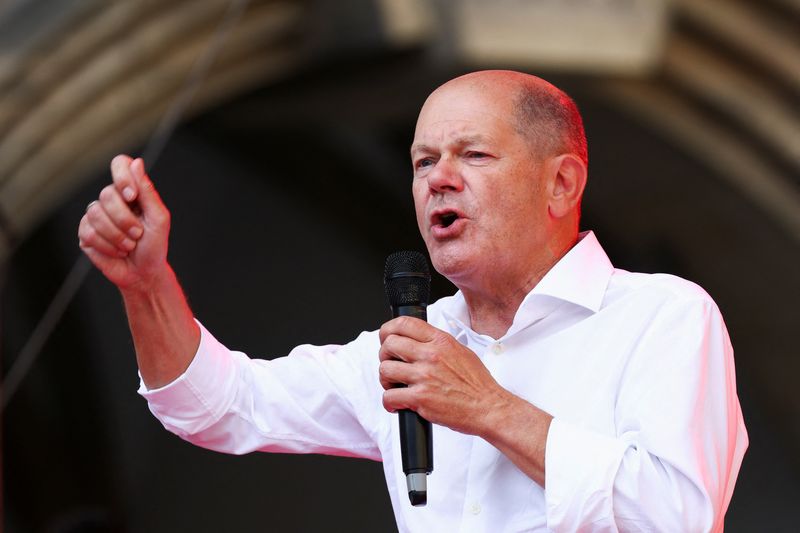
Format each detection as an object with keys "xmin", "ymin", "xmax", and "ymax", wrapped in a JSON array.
[{"xmin": 548, "ymin": 154, "xmax": 587, "ymax": 219}]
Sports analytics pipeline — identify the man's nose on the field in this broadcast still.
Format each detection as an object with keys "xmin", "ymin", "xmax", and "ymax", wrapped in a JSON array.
[{"xmin": 427, "ymin": 157, "xmax": 464, "ymax": 193}]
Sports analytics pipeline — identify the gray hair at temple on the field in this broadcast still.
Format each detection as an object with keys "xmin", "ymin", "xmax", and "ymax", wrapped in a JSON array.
[{"xmin": 512, "ymin": 79, "xmax": 588, "ymax": 166}]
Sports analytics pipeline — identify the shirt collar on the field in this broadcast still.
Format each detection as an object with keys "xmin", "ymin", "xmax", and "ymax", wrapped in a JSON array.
[
  {"xmin": 528, "ymin": 230, "xmax": 613, "ymax": 314},
  {"xmin": 439, "ymin": 231, "xmax": 614, "ymax": 339}
]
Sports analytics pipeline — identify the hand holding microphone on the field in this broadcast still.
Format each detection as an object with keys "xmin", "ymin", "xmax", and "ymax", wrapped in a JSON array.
[
  {"xmin": 383, "ymin": 251, "xmax": 434, "ymax": 506},
  {"xmin": 381, "ymin": 252, "xmax": 511, "ymax": 507}
]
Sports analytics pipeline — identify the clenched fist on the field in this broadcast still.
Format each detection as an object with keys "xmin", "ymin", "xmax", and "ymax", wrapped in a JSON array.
[{"xmin": 78, "ymin": 155, "xmax": 171, "ymax": 291}]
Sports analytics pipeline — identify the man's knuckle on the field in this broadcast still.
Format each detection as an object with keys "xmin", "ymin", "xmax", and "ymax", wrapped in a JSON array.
[
  {"xmin": 431, "ymin": 331, "xmax": 450, "ymax": 346},
  {"xmin": 99, "ymin": 186, "xmax": 115, "ymax": 202},
  {"xmin": 141, "ymin": 179, "xmax": 155, "ymax": 195},
  {"xmin": 408, "ymin": 397, "xmax": 422, "ymax": 413},
  {"xmin": 149, "ymin": 211, "xmax": 167, "ymax": 228},
  {"xmin": 416, "ymin": 381, "xmax": 433, "ymax": 396},
  {"xmin": 382, "ymin": 391, "xmax": 393, "ymax": 409},
  {"xmin": 78, "ymin": 223, "xmax": 90, "ymax": 242},
  {"xmin": 82, "ymin": 225, "xmax": 98, "ymax": 243},
  {"xmin": 121, "ymin": 219, "xmax": 137, "ymax": 232}
]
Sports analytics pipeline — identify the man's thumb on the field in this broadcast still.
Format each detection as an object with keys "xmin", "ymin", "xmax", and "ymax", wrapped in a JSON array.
[{"xmin": 131, "ymin": 158, "xmax": 164, "ymax": 213}]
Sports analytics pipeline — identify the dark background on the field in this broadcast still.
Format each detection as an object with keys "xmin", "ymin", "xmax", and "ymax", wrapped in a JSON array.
[{"xmin": 3, "ymin": 2, "xmax": 800, "ymax": 532}]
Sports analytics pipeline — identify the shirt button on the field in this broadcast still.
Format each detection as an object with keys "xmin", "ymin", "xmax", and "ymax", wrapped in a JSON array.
[
  {"xmin": 470, "ymin": 502, "xmax": 481, "ymax": 515},
  {"xmin": 491, "ymin": 343, "xmax": 504, "ymax": 355}
]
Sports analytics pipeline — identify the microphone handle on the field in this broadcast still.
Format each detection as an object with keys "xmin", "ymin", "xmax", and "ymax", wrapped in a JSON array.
[{"xmin": 393, "ymin": 305, "xmax": 433, "ymax": 506}]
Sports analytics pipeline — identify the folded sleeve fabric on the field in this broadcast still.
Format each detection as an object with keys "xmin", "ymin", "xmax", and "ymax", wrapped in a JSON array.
[{"xmin": 544, "ymin": 286, "xmax": 747, "ymax": 532}]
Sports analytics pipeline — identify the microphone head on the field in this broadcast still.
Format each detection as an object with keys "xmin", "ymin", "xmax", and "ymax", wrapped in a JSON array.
[{"xmin": 384, "ymin": 251, "xmax": 431, "ymax": 307}]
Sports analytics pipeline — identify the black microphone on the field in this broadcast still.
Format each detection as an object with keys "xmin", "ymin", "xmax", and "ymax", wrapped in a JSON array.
[{"xmin": 384, "ymin": 251, "xmax": 434, "ymax": 507}]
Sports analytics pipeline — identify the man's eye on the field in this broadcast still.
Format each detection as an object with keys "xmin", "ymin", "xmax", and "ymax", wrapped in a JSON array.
[
  {"xmin": 416, "ymin": 158, "xmax": 435, "ymax": 170},
  {"xmin": 467, "ymin": 151, "xmax": 488, "ymax": 159}
]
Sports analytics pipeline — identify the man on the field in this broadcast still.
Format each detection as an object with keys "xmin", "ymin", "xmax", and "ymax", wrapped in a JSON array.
[{"xmin": 78, "ymin": 70, "xmax": 747, "ymax": 531}]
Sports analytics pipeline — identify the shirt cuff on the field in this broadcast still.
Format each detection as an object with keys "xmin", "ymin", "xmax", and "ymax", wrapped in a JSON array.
[
  {"xmin": 137, "ymin": 320, "xmax": 237, "ymax": 435},
  {"xmin": 545, "ymin": 417, "xmax": 628, "ymax": 530}
]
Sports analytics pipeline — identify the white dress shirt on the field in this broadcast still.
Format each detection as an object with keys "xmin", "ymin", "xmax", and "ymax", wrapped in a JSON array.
[{"xmin": 140, "ymin": 231, "xmax": 747, "ymax": 532}]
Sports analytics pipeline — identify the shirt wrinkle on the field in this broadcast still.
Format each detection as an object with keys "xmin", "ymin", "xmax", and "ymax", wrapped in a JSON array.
[{"xmin": 227, "ymin": 407, "xmax": 377, "ymax": 449}]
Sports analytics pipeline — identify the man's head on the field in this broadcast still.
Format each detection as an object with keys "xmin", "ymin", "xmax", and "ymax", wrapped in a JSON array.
[{"xmin": 410, "ymin": 70, "xmax": 588, "ymax": 293}]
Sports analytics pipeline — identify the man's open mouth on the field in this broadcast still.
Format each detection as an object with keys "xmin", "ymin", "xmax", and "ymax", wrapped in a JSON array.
[
  {"xmin": 439, "ymin": 212, "xmax": 458, "ymax": 228},
  {"xmin": 430, "ymin": 209, "xmax": 465, "ymax": 232}
]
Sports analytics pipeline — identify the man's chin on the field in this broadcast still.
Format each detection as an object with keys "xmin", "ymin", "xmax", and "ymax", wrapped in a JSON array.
[{"xmin": 429, "ymin": 248, "xmax": 476, "ymax": 284}]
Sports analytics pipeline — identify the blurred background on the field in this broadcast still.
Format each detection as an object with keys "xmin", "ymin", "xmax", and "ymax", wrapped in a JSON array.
[{"xmin": 2, "ymin": 0, "xmax": 799, "ymax": 531}]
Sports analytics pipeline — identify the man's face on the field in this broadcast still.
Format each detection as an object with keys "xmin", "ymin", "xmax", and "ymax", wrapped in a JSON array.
[{"xmin": 411, "ymin": 81, "xmax": 552, "ymax": 287}]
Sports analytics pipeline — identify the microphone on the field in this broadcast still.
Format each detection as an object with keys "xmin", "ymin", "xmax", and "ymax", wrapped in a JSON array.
[{"xmin": 384, "ymin": 251, "xmax": 434, "ymax": 507}]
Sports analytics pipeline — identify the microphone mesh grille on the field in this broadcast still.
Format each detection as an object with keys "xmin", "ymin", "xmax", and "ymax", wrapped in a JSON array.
[{"xmin": 384, "ymin": 251, "xmax": 431, "ymax": 307}]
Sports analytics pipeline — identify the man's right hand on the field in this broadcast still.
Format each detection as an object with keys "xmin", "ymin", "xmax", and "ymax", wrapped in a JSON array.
[{"xmin": 78, "ymin": 155, "xmax": 171, "ymax": 292}]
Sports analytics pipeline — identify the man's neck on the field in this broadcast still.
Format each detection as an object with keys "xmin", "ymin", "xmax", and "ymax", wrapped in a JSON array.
[
  {"xmin": 461, "ymin": 266, "xmax": 549, "ymax": 339},
  {"xmin": 460, "ymin": 232, "xmax": 578, "ymax": 339}
]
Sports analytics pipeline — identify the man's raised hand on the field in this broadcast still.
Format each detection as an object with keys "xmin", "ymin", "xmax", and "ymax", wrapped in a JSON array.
[{"xmin": 78, "ymin": 155, "xmax": 171, "ymax": 291}]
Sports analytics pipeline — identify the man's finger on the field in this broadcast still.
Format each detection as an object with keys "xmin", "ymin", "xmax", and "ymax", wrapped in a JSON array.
[
  {"xmin": 111, "ymin": 154, "xmax": 138, "ymax": 203},
  {"xmin": 98, "ymin": 184, "xmax": 144, "ymax": 240},
  {"xmin": 379, "ymin": 333, "xmax": 423, "ymax": 363},
  {"xmin": 378, "ymin": 359, "xmax": 415, "ymax": 390},
  {"xmin": 379, "ymin": 315, "xmax": 439, "ymax": 345},
  {"xmin": 80, "ymin": 243, "xmax": 115, "ymax": 269},
  {"xmin": 85, "ymin": 199, "xmax": 137, "ymax": 253},
  {"xmin": 130, "ymin": 158, "xmax": 168, "ymax": 222},
  {"xmin": 382, "ymin": 387, "xmax": 417, "ymax": 414},
  {"xmin": 79, "ymin": 216, "xmax": 129, "ymax": 258}
]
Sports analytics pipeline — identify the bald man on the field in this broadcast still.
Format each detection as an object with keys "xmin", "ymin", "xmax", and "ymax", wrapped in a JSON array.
[{"xmin": 79, "ymin": 71, "xmax": 747, "ymax": 532}]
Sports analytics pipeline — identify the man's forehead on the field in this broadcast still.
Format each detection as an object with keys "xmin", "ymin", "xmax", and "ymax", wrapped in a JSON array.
[
  {"xmin": 412, "ymin": 95, "xmax": 514, "ymax": 152},
  {"xmin": 415, "ymin": 80, "xmax": 517, "ymax": 130}
]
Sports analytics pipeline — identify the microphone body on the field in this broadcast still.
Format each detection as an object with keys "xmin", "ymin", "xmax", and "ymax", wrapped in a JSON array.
[{"xmin": 384, "ymin": 252, "xmax": 434, "ymax": 507}]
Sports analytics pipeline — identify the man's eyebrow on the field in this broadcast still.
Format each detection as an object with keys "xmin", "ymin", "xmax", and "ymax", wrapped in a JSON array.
[
  {"xmin": 454, "ymin": 134, "xmax": 487, "ymax": 146},
  {"xmin": 410, "ymin": 143, "xmax": 433, "ymax": 157},
  {"xmin": 410, "ymin": 135, "xmax": 488, "ymax": 156}
]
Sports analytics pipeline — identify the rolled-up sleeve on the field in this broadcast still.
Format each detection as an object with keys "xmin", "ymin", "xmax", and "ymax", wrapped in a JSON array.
[{"xmin": 544, "ymin": 295, "xmax": 748, "ymax": 532}]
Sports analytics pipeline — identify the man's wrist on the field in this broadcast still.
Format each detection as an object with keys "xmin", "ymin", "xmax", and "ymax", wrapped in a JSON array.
[
  {"xmin": 119, "ymin": 262, "xmax": 175, "ymax": 299},
  {"xmin": 479, "ymin": 387, "xmax": 553, "ymax": 487}
]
